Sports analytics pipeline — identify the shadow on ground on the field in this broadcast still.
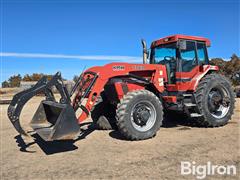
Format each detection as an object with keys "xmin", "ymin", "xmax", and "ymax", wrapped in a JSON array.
[
  {"xmin": 109, "ymin": 111, "xmax": 201, "ymax": 140},
  {"xmin": 15, "ymin": 111, "xmax": 203, "ymax": 153},
  {"xmin": 15, "ymin": 122, "xmax": 95, "ymax": 155},
  {"xmin": 161, "ymin": 111, "xmax": 200, "ymax": 128}
]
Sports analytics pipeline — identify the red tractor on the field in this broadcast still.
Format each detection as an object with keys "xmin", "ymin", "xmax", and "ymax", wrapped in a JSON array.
[{"xmin": 8, "ymin": 35, "xmax": 235, "ymax": 141}]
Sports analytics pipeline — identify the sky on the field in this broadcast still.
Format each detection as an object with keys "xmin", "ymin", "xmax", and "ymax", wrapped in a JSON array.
[{"xmin": 0, "ymin": 0, "xmax": 239, "ymax": 84}]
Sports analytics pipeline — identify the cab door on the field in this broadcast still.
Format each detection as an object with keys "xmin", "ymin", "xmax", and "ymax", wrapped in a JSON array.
[
  {"xmin": 175, "ymin": 40, "xmax": 209, "ymax": 91},
  {"xmin": 172, "ymin": 40, "xmax": 199, "ymax": 91},
  {"xmin": 177, "ymin": 40, "xmax": 198, "ymax": 79}
]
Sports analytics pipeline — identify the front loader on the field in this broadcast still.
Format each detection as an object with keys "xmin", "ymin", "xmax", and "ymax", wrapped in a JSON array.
[
  {"xmin": 8, "ymin": 72, "xmax": 80, "ymax": 140},
  {"xmin": 8, "ymin": 34, "xmax": 235, "ymax": 141}
]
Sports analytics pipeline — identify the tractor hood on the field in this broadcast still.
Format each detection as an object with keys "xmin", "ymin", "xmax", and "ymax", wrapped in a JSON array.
[{"xmin": 83, "ymin": 62, "xmax": 166, "ymax": 80}]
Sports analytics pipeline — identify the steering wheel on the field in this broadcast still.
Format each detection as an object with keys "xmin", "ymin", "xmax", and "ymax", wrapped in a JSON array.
[
  {"xmin": 164, "ymin": 56, "xmax": 174, "ymax": 61},
  {"xmin": 157, "ymin": 56, "xmax": 175, "ymax": 65},
  {"xmin": 192, "ymin": 57, "xmax": 197, "ymax": 65}
]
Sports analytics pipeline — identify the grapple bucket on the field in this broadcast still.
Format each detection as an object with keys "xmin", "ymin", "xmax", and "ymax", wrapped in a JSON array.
[
  {"xmin": 8, "ymin": 71, "xmax": 96, "ymax": 141},
  {"xmin": 30, "ymin": 100, "xmax": 80, "ymax": 141}
]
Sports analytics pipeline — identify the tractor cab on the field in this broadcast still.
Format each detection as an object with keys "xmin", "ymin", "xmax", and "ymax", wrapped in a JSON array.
[{"xmin": 148, "ymin": 35, "xmax": 210, "ymax": 85}]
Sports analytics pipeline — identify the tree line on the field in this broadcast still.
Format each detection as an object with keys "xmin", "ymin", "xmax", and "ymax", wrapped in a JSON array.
[
  {"xmin": 210, "ymin": 54, "xmax": 240, "ymax": 86},
  {"xmin": 2, "ymin": 54, "xmax": 240, "ymax": 88},
  {"xmin": 1, "ymin": 73, "xmax": 53, "ymax": 88}
]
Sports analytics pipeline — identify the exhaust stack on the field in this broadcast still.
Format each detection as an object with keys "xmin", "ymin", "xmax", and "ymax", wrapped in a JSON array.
[{"xmin": 141, "ymin": 39, "xmax": 148, "ymax": 64}]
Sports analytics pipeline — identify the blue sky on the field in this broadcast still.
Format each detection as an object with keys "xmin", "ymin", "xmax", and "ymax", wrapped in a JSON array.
[{"xmin": 0, "ymin": 0, "xmax": 239, "ymax": 84}]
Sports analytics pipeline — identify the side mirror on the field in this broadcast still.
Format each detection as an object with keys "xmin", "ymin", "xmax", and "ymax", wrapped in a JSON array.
[
  {"xmin": 141, "ymin": 39, "xmax": 149, "ymax": 64},
  {"xmin": 179, "ymin": 40, "xmax": 187, "ymax": 50}
]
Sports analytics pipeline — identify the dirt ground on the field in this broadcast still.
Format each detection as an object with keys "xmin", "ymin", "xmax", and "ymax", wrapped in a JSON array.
[{"xmin": 0, "ymin": 96, "xmax": 239, "ymax": 180}]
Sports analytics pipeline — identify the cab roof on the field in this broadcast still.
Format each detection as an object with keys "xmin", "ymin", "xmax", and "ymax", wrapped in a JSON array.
[{"xmin": 151, "ymin": 34, "xmax": 211, "ymax": 48}]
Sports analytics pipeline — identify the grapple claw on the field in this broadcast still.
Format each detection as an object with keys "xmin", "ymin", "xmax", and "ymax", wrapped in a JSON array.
[{"xmin": 7, "ymin": 72, "xmax": 80, "ymax": 141}]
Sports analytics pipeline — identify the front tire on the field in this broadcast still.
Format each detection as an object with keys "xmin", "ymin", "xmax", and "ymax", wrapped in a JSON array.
[
  {"xmin": 116, "ymin": 90, "xmax": 163, "ymax": 140},
  {"xmin": 194, "ymin": 73, "xmax": 235, "ymax": 127}
]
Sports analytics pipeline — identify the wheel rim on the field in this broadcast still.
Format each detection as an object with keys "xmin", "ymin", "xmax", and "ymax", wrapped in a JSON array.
[
  {"xmin": 208, "ymin": 85, "xmax": 231, "ymax": 119},
  {"xmin": 130, "ymin": 100, "xmax": 156, "ymax": 132}
]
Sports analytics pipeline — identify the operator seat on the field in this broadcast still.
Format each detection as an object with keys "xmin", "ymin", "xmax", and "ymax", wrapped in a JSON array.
[{"xmin": 159, "ymin": 59, "xmax": 176, "ymax": 84}]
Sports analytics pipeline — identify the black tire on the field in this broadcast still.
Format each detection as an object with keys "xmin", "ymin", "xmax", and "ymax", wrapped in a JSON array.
[
  {"xmin": 194, "ymin": 73, "xmax": 235, "ymax": 127},
  {"xmin": 91, "ymin": 100, "xmax": 117, "ymax": 130},
  {"xmin": 116, "ymin": 90, "xmax": 163, "ymax": 140}
]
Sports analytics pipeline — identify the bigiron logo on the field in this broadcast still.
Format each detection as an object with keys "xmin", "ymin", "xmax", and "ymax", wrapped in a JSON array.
[{"xmin": 180, "ymin": 161, "xmax": 237, "ymax": 179}]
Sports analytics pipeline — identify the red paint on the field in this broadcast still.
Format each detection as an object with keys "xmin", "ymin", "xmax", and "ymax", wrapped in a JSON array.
[
  {"xmin": 75, "ymin": 63, "xmax": 218, "ymax": 123},
  {"xmin": 127, "ymin": 83, "xmax": 145, "ymax": 92},
  {"xmin": 113, "ymin": 82, "xmax": 145, "ymax": 100},
  {"xmin": 114, "ymin": 82, "xmax": 125, "ymax": 99},
  {"xmin": 166, "ymin": 65, "xmax": 218, "ymax": 91},
  {"xmin": 162, "ymin": 96, "xmax": 177, "ymax": 103},
  {"xmin": 75, "ymin": 62, "xmax": 218, "ymax": 122},
  {"xmin": 74, "ymin": 34, "xmax": 217, "ymax": 123},
  {"xmin": 151, "ymin": 34, "xmax": 211, "ymax": 48},
  {"xmin": 74, "ymin": 63, "xmax": 167, "ymax": 122}
]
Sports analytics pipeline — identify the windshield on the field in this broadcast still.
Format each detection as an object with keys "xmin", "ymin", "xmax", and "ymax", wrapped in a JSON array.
[{"xmin": 150, "ymin": 43, "xmax": 177, "ymax": 64}]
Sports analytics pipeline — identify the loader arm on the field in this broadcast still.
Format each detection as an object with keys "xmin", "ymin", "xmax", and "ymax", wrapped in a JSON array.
[
  {"xmin": 7, "ymin": 72, "xmax": 71, "ymax": 136},
  {"xmin": 73, "ymin": 71, "xmax": 107, "ymax": 122}
]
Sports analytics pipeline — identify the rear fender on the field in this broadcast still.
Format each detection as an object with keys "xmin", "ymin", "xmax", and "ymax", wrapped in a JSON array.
[{"xmin": 191, "ymin": 65, "xmax": 219, "ymax": 90}]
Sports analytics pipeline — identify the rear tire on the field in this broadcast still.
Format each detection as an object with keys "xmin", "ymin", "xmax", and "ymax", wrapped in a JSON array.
[
  {"xmin": 116, "ymin": 90, "xmax": 163, "ymax": 140},
  {"xmin": 194, "ymin": 73, "xmax": 235, "ymax": 127}
]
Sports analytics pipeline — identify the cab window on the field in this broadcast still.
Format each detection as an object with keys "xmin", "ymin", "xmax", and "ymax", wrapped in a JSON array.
[
  {"xmin": 180, "ymin": 41, "xmax": 197, "ymax": 72},
  {"xmin": 197, "ymin": 42, "xmax": 208, "ymax": 65},
  {"xmin": 153, "ymin": 43, "xmax": 177, "ymax": 64}
]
